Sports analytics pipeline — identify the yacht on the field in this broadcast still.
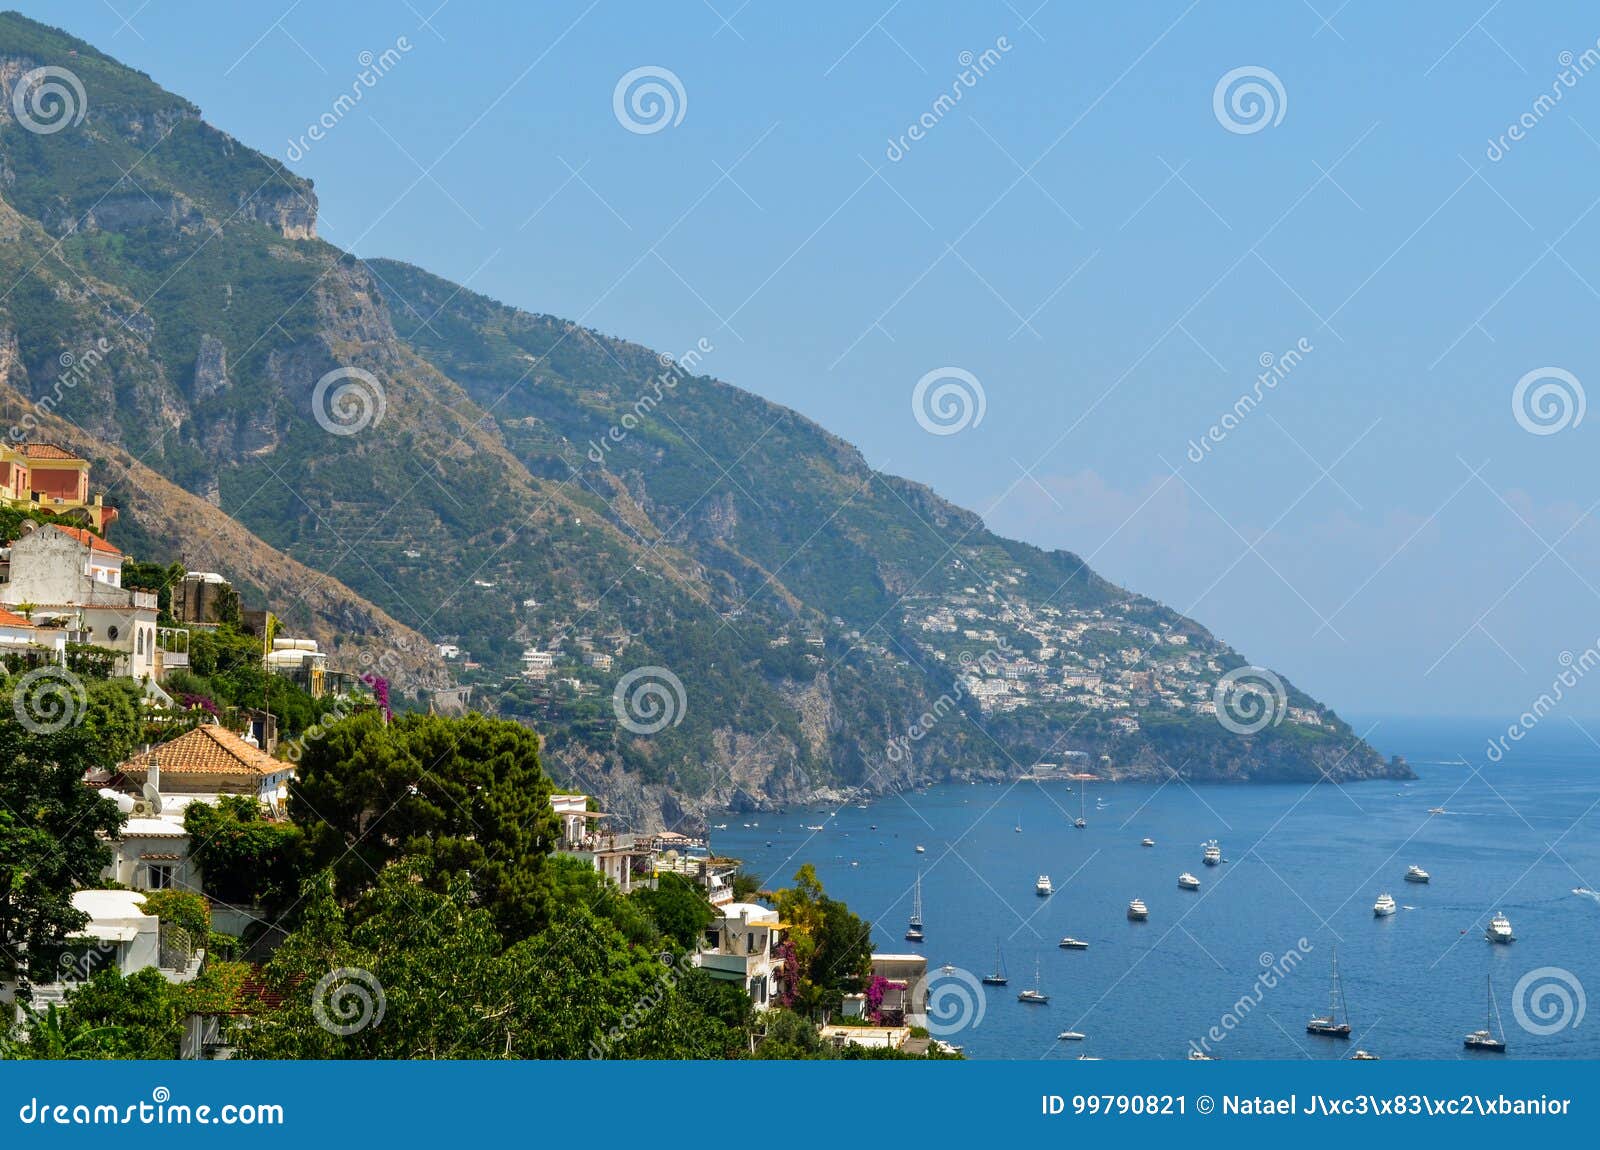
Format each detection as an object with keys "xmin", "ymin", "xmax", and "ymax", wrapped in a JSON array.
[
  {"xmin": 1306, "ymin": 948, "xmax": 1353, "ymax": 1038},
  {"xmin": 1036, "ymin": 874, "xmax": 1054, "ymax": 897},
  {"xmin": 914, "ymin": 844, "xmax": 926, "ymax": 853},
  {"xmin": 1056, "ymin": 1030, "xmax": 1086, "ymax": 1041},
  {"xmin": 1405, "ymin": 865, "xmax": 1430, "ymax": 884},
  {"xmin": 1464, "ymin": 976, "xmax": 1508, "ymax": 1052},
  {"xmin": 1074, "ymin": 784, "xmax": 1088, "ymax": 828},
  {"xmin": 1178, "ymin": 872, "xmax": 1200, "ymax": 890},
  {"xmin": 1350, "ymin": 1050, "xmax": 1380, "ymax": 1060},
  {"xmin": 1373, "ymin": 892, "xmax": 1397, "ymax": 917},
  {"xmin": 1017, "ymin": 958, "xmax": 1049, "ymax": 1004},
  {"xmin": 1202, "ymin": 840, "xmax": 1222, "ymax": 867},
  {"xmin": 1058, "ymin": 936, "xmax": 1089, "ymax": 950},
  {"xmin": 1485, "ymin": 911, "xmax": 1515, "ymax": 943},
  {"xmin": 1141, "ymin": 837, "xmax": 1156, "ymax": 847},
  {"xmin": 982, "ymin": 940, "xmax": 1009, "ymax": 986},
  {"xmin": 1126, "ymin": 898, "xmax": 1149, "ymax": 921},
  {"xmin": 1187, "ymin": 1049, "xmax": 1217, "ymax": 1061}
]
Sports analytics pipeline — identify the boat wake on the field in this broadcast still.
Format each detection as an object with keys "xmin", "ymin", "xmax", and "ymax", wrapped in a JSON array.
[{"xmin": 1573, "ymin": 887, "xmax": 1600, "ymax": 906}]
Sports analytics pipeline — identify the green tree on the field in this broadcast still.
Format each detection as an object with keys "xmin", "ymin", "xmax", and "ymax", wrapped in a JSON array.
[
  {"xmin": 773, "ymin": 864, "xmax": 872, "ymax": 1016},
  {"xmin": 633, "ymin": 872, "xmax": 714, "ymax": 950},
  {"xmin": 183, "ymin": 795, "xmax": 302, "ymax": 908},
  {"xmin": 0, "ymin": 677, "xmax": 141, "ymax": 985},
  {"xmin": 291, "ymin": 711, "xmax": 561, "ymax": 937}
]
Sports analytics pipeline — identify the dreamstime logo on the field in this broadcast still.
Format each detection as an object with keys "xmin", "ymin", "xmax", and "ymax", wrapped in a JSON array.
[
  {"xmin": 912, "ymin": 367, "xmax": 986, "ymax": 436},
  {"xmin": 1511, "ymin": 367, "xmax": 1584, "ymax": 436},
  {"xmin": 589, "ymin": 952, "xmax": 681, "ymax": 1058},
  {"xmin": 311, "ymin": 967, "xmax": 386, "ymax": 1036},
  {"xmin": 910, "ymin": 965, "xmax": 986, "ymax": 1037},
  {"xmin": 311, "ymin": 366, "xmax": 387, "ymax": 436},
  {"xmin": 10, "ymin": 65, "xmax": 88, "ymax": 135},
  {"xmin": 587, "ymin": 338, "xmax": 713, "ymax": 465},
  {"xmin": 885, "ymin": 37, "xmax": 1014, "ymax": 163},
  {"xmin": 1486, "ymin": 643, "xmax": 1600, "ymax": 762},
  {"xmin": 1212, "ymin": 666, "xmax": 1287, "ymax": 735},
  {"xmin": 285, "ymin": 37, "xmax": 413, "ymax": 163},
  {"xmin": 1189, "ymin": 939, "xmax": 1312, "ymax": 1057},
  {"xmin": 9, "ymin": 338, "xmax": 111, "ymax": 444},
  {"xmin": 1212, "ymin": 66, "xmax": 1286, "ymax": 134},
  {"xmin": 612, "ymin": 665, "xmax": 687, "ymax": 735},
  {"xmin": 885, "ymin": 638, "xmax": 1011, "ymax": 762},
  {"xmin": 613, "ymin": 66, "xmax": 687, "ymax": 134},
  {"xmin": 1512, "ymin": 966, "xmax": 1586, "ymax": 1036},
  {"xmin": 1186, "ymin": 338, "xmax": 1313, "ymax": 463},
  {"xmin": 12, "ymin": 666, "xmax": 88, "ymax": 734}
]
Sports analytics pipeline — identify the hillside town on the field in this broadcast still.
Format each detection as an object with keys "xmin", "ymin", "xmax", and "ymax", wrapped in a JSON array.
[{"xmin": 1, "ymin": 446, "xmax": 944, "ymax": 1058}]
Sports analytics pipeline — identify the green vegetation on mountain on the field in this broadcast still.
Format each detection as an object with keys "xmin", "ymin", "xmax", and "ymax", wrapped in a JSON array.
[{"xmin": 0, "ymin": 11, "xmax": 1405, "ymax": 833}]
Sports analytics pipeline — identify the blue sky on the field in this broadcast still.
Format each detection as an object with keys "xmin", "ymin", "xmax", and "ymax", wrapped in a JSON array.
[{"xmin": 24, "ymin": 0, "xmax": 1600, "ymax": 723}]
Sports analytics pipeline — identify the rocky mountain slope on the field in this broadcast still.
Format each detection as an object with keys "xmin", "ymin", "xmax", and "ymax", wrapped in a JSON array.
[{"xmin": 0, "ymin": 12, "xmax": 1408, "ymax": 829}]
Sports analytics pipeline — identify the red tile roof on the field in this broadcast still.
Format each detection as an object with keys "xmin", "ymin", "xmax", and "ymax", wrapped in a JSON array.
[
  {"xmin": 119, "ymin": 725, "xmax": 284, "ymax": 779},
  {"xmin": 0, "ymin": 607, "xmax": 34, "ymax": 628},
  {"xmin": 48, "ymin": 524, "xmax": 121, "ymax": 556},
  {"xmin": 18, "ymin": 443, "xmax": 84, "ymax": 461}
]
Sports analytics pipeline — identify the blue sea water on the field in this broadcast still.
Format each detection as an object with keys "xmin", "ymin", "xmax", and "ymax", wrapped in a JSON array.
[{"xmin": 711, "ymin": 717, "xmax": 1600, "ymax": 1060}]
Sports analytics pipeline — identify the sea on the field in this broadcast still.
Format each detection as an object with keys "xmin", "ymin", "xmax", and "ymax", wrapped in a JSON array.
[{"xmin": 709, "ymin": 716, "xmax": 1600, "ymax": 1060}]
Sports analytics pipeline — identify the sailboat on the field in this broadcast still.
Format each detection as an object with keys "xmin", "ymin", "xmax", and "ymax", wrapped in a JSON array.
[
  {"xmin": 905, "ymin": 873, "xmax": 924, "ymax": 942},
  {"xmin": 1017, "ymin": 957, "xmax": 1049, "ymax": 1004},
  {"xmin": 1463, "ymin": 975, "xmax": 1507, "ymax": 1052},
  {"xmin": 1306, "ymin": 948, "xmax": 1352, "ymax": 1037},
  {"xmin": 1073, "ymin": 782, "xmax": 1087, "ymax": 828},
  {"xmin": 982, "ymin": 939, "xmax": 1009, "ymax": 986}
]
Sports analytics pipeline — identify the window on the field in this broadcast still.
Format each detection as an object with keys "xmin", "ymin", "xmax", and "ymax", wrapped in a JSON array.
[
  {"xmin": 137, "ymin": 629, "xmax": 145, "ymax": 655},
  {"xmin": 107, "ymin": 625, "xmax": 120, "ymax": 641},
  {"xmin": 144, "ymin": 864, "xmax": 174, "ymax": 890}
]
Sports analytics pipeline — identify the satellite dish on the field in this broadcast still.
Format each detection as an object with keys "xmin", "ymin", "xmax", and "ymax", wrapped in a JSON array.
[{"xmin": 140, "ymin": 780, "xmax": 163, "ymax": 816}]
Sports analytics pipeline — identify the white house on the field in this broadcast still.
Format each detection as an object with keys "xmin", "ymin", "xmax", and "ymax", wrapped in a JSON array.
[
  {"xmin": 694, "ymin": 901, "xmax": 788, "ymax": 1009},
  {"xmin": 0, "ymin": 524, "xmax": 157, "ymax": 680}
]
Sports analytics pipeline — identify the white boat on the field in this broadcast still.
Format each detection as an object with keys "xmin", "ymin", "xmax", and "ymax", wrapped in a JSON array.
[
  {"xmin": 1485, "ymin": 911, "xmax": 1514, "ymax": 943},
  {"xmin": 1141, "ymin": 837, "xmax": 1155, "ymax": 847},
  {"xmin": 1058, "ymin": 936, "xmax": 1088, "ymax": 950},
  {"xmin": 1427, "ymin": 806, "xmax": 1447, "ymax": 815},
  {"xmin": 1373, "ymin": 892, "xmax": 1397, "ymax": 917},
  {"xmin": 1178, "ymin": 872, "xmax": 1200, "ymax": 890},
  {"xmin": 1202, "ymin": 840, "xmax": 1221, "ymax": 866},
  {"xmin": 1127, "ymin": 898, "xmax": 1149, "ymax": 921},
  {"xmin": 1018, "ymin": 958, "xmax": 1049, "ymax": 1004},
  {"xmin": 1405, "ymin": 865, "xmax": 1430, "ymax": 883},
  {"xmin": 1035, "ymin": 874, "xmax": 1053, "ymax": 897},
  {"xmin": 1350, "ymin": 1050, "xmax": 1380, "ymax": 1060},
  {"xmin": 1187, "ymin": 1049, "xmax": 1216, "ymax": 1061},
  {"xmin": 1057, "ymin": 1030, "xmax": 1086, "ymax": 1041},
  {"xmin": 1074, "ymin": 783, "xmax": 1087, "ymax": 828},
  {"xmin": 915, "ymin": 844, "xmax": 926, "ymax": 853}
]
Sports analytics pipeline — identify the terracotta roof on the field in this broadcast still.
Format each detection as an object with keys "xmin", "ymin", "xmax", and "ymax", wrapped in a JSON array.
[
  {"xmin": 48, "ymin": 524, "xmax": 121, "ymax": 556},
  {"xmin": 18, "ymin": 443, "xmax": 84, "ymax": 461},
  {"xmin": 119, "ymin": 725, "xmax": 285, "ymax": 779},
  {"xmin": 0, "ymin": 607, "xmax": 34, "ymax": 628}
]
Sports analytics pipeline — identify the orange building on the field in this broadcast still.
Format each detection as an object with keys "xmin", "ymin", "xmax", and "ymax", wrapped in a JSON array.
[{"xmin": 0, "ymin": 442, "xmax": 117, "ymax": 532}]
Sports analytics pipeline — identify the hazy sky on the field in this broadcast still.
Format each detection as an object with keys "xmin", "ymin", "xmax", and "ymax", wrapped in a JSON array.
[{"xmin": 23, "ymin": 1, "xmax": 1600, "ymax": 722}]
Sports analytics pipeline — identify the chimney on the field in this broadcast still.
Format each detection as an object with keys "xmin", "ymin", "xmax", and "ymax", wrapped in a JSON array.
[{"xmin": 147, "ymin": 756, "xmax": 160, "ymax": 798}]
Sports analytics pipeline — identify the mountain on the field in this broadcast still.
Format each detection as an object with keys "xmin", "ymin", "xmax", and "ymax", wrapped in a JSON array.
[{"xmin": 0, "ymin": 13, "xmax": 1408, "ymax": 828}]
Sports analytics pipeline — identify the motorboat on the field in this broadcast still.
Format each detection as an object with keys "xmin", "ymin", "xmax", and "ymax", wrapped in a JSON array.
[
  {"xmin": 1373, "ymin": 892, "xmax": 1397, "ymax": 917},
  {"xmin": 1141, "ymin": 837, "xmax": 1156, "ymax": 847},
  {"xmin": 1057, "ymin": 1030, "xmax": 1086, "ymax": 1041},
  {"xmin": 1126, "ymin": 898, "xmax": 1149, "ymax": 921},
  {"xmin": 1036, "ymin": 874, "xmax": 1054, "ymax": 897},
  {"xmin": 1178, "ymin": 872, "xmax": 1200, "ymax": 890},
  {"xmin": 1405, "ymin": 865, "xmax": 1430, "ymax": 883},
  {"xmin": 1486, "ymin": 911, "xmax": 1514, "ymax": 943},
  {"xmin": 1058, "ymin": 936, "xmax": 1088, "ymax": 950}
]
